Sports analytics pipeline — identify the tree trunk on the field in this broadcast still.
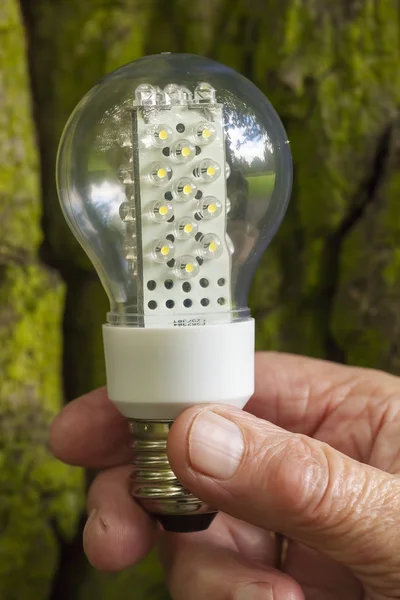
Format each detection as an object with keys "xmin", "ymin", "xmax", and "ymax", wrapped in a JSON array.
[
  {"xmin": 0, "ymin": 2, "xmax": 82, "ymax": 599},
  {"xmin": 4, "ymin": 0, "xmax": 399, "ymax": 597}
]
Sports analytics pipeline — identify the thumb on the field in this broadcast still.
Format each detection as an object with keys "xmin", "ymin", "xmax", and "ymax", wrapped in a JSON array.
[{"xmin": 168, "ymin": 406, "xmax": 400, "ymax": 587}]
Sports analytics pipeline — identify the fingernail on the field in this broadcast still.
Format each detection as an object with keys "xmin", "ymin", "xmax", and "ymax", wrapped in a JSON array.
[
  {"xmin": 189, "ymin": 410, "xmax": 244, "ymax": 479},
  {"xmin": 235, "ymin": 583, "xmax": 273, "ymax": 600}
]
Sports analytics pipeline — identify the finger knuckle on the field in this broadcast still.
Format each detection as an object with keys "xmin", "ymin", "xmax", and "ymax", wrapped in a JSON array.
[{"xmin": 256, "ymin": 434, "xmax": 331, "ymax": 525}]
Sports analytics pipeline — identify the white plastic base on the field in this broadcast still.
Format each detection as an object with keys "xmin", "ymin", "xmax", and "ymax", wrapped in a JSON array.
[{"xmin": 103, "ymin": 320, "xmax": 255, "ymax": 420}]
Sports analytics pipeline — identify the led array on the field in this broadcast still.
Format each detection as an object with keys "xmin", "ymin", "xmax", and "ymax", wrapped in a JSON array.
[
  {"xmin": 146, "ymin": 130, "xmax": 223, "ymax": 276},
  {"xmin": 130, "ymin": 82, "xmax": 232, "ymax": 317}
]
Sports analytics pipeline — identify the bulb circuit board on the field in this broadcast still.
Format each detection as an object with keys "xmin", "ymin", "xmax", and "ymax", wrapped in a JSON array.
[{"xmin": 119, "ymin": 83, "xmax": 232, "ymax": 326}]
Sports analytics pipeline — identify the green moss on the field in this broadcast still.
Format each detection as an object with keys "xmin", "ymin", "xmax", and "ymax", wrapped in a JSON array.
[
  {"xmin": 331, "ymin": 147, "xmax": 400, "ymax": 372},
  {"xmin": 382, "ymin": 170, "xmax": 400, "ymax": 286},
  {"xmin": 0, "ymin": 403, "xmax": 83, "ymax": 600},
  {"xmin": 245, "ymin": 1, "xmax": 400, "ymax": 362},
  {"xmin": 0, "ymin": 0, "xmax": 41, "ymax": 255},
  {"xmin": 0, "ymin": 265, "xmax": 62, "ymax": 407},
  {"xmin": 0, "ymin": 2, "xmax": 84, "ymax": 598},
  {"xmin": 383, "ymin": 248, "xmax": 400, "ymax": 288},
  {"xmin": 342, "ymin": 328, "xmax": 388, "ymax": 370},
  {"xmin": 26, "ymin": 0, "xmax": 156, "ymax": 269},
  {"xmin": 0, "ymin": 261, "xmax": 84, "ymax": 599},
  {"xmin": 22, "ymin": 2, "xmax": 171, "ymax": 597}
]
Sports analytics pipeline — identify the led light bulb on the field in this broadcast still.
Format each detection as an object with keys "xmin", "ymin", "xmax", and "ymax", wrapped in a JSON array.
[{"xmin": 57, "ymin": 53, "xmax": 292, "ymax": 533}]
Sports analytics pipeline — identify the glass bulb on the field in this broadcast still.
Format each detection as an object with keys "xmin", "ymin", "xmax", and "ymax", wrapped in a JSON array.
[
  {"xmin": 56, "ymin": 53, "xmax": 292, "ymax": 532},
  {"xmin": 57, "ymin": 54, "xmax": 291, "ymax": 325}
]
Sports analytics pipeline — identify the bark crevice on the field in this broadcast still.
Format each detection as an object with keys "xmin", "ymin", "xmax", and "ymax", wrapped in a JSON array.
[{"xmin": 323, "ymin": 121, "xmax": 397, "ymax": 361}]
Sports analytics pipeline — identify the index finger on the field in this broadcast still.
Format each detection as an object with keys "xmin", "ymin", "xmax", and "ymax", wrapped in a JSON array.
[
  {"xmin": 49, "ymin": 387, "xmax": 132, "ymax": 468},
  {"xmin": 249, "ymin": 352, "xmax": 399, "ymax": 438}
]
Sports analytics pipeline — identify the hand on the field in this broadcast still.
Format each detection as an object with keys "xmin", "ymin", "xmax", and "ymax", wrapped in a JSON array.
[{"xmin": 50, "ymin": 353, "xmax": 400, "ymax": 599}]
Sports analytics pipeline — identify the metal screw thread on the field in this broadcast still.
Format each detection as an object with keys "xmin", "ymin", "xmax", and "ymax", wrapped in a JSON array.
[{"xmin": 129, "ymin": 419, "xmax": 213, "ymax": 516}]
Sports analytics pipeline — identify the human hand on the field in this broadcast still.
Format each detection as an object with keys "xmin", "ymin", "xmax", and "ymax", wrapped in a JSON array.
[{"xmin": 50, "ymin": 353, "xmax": 400, "ymax": 599}]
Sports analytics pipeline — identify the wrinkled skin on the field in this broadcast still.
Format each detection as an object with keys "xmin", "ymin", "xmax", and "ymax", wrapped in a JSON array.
[{"xmin": 50, "ymin": 353, "xmax": 400, "ymax": 600}]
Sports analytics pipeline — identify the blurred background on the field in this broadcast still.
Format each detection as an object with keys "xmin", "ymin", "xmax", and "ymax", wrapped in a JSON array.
[{"xmin": 1, "ymin": 0, "xmax": 399, "ymax": 598}]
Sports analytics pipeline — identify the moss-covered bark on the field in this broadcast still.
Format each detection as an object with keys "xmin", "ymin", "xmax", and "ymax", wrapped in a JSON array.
[
  {"xmin": 20, "ymin": 2, "xmax": 169, "ymax": 598},
  {"xmin": 0, "ymin": 1, "xmax": 83, "ymax": 599},
  {"xmin": 242, "ymin": 0, "xmax": 400, "ymax": 368},
  {"xmin": 17, "ymin": 0, "xmax": 400, "ymax": 598}
]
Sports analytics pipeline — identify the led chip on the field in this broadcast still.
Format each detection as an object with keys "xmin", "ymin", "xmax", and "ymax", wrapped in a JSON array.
[
  {"xmin": 171, "ymin": 139, "xmax": 196, "ymax": 163},
  {"xmin": 194, "ymin": 122, "xmax": 216, "ymax": 146},
  {"xmin": 153, "ymin": 239, "xmax": 175, "ymax": 263},
  {"xmin": 151, "ymin": 124, "xmax": 173, "ymax": 147},
  {"xmin": 174, "ymin": 178, "xmax": 197, "ymax": 201},
  {"xmin": 198, "ymin": 233, "xmax": 223, "ymax": 260},
  {"xmin": 164, "ymin": 84, "xmax": 184, "ymax": 105},
  {"xmin": 135, "ymin": 84, "xmax": 157, "ymax": 106},
  {"xmin": 194, "ymin": 82, "xmax": 216, "ymax": 104},
  {"xmin": 149, "ymin": 162, "xmax": 173, "ymax": 186},
  {"xmin": 150, "ymin": 201, "xmax": 174, "ymax": 223},
  {"xmin": 174, "ymin": 217, "xmax": 198, "ymax": 240},
  {"xmin": 196, "ymin": 196, "xmax": 222, "ymax": 220},
  {"xmin": 174, "ymin": 255, "xmax": 200, "ymax": 279},
  {"xmin": 193, "ymin": 159, "xmax": 221, "ymax": 182}
]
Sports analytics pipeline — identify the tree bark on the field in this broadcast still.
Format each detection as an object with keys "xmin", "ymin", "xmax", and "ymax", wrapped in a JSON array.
[
  {"xmin": 13, "ymin": 0, "xmax": 400, "ymax": 597},
  {"xmin": 20, "ymin": 2, "xmax": 171, "ymax": 597},
  {"xmin": 0, "ymin": 2, "xmax": 83, "ymax": 599}
]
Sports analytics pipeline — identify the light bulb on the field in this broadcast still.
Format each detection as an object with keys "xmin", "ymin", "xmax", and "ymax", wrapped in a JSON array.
[{"xmin": 56, "ymin": 53, "xmax": 292, "ymax": 533}]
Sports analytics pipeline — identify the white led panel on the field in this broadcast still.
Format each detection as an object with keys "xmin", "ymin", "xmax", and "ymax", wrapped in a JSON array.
[{"xmin": 132, "ymin": 94, "xmax": 231, "ymax": 327}]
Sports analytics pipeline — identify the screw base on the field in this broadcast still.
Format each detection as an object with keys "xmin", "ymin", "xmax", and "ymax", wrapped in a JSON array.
[{"xmin": 129, "ymin": 419, "xmax": 216, "ymax": 532}]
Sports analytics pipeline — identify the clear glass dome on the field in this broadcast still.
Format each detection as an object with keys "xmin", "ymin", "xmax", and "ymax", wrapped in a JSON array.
[{"xmin": 57, "ymin": 53, "xmax": 292, "ymax": 327}]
